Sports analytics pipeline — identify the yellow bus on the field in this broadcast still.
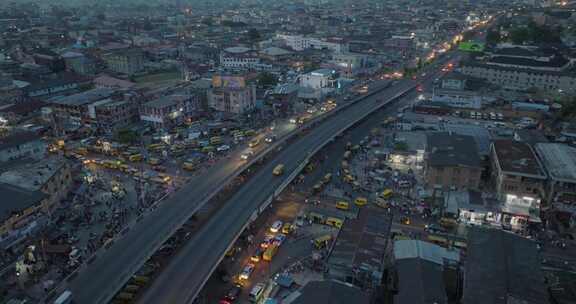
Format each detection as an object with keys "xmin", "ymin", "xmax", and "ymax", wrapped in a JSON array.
[
  {"xmin": 354, "ymin": 197, "xmax": 368, "ymax": 206},
  {"xmin": 129, "ymin": 154, "xmax": 142, "ymax": 162},
  {"xmin": 201, "ymin": 146, "xmax": 215, "ymax": 153},
  {"xmin": 273, "ymin": 164, "xmax": 285, "ymax": 176},
  {"xmin": 336, "ymin": 201, "xmax": 350, "ymax": 210},
  {"xmin": 182, "ymin": 161, "xmax": 196, "ymax": 171},
  {"xmin": 325, "ymin": 217, "xmax": 343, "ymax": 228},
  {"xmin": 314, "ymin": 235, "xmax": 332, "ymax": 249},
  {"xmin": 381, "ymin": 189, "xmax": 393, "ymax": 198},
  {"xmin": 148, "ymin": 143, "xmax": 164, "ymax": 151},
  {"xmin": 148, "ymin": 158, "xmax": 161, "ymax": 165},
  {"xmin": 248, "ymin": 138, "xmax": 260, "ymax": 148},
  {"xmin": 210, "ymin": 136, "xmax": 222, "ymax": 145},
  {"xmin": 263, "ymin": 244, "xmax": 278, "ymax": 261}
]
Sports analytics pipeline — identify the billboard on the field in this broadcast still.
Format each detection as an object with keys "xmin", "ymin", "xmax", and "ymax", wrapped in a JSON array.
[
  {"xmin": 212, "ymin": 76, "xmax": 246, "ymax": 89},
  {"xmin": 458, "ymin": 41, "xmax": 485, "ymax": 52}
]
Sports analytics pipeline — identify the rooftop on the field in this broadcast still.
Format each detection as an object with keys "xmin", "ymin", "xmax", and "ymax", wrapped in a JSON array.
[
  {"xmin": 426, "ymin": 132, "xmax": 481, "ymax": 168},
  {"xmin": 0, "ymin": 183, "xmax": 47, "ymax": 223},
  {"xmin": 260, "ymin": 47, "xmax": 292, "ymax": 56},
  {"xmin": 462, "ymin": 227, "xmax": 549, "ymax": 304},
  {"xmin": 492, "ymin": 140, "xmax": 546, "ymax": 178},
  {"xmin": 49, "ymin": 88, "xmax": 115, "ymax": 106},
  {"xmin": 327, "ymin": 207, "xmax": 391, "ymax": 279},
  {"xmin": 223, "ymin": 46, "xmax": 252, "ymax": 54},
  {"xmin": 534, "ymin": 143, "xmax": 576, "ymax": 182},
  {"xmin": 290, "ymin": 280, "xmax": 370, "ymax": 304},
  {"xmin": 143, "ymin": 97, "xmax": 180, "ymax": 109},
  {"xmin": 0, "ymin": 158, "xmax": 67, "ymax": 191},
  {"xmin": 395, "ymin": 258, "xmax": 448, "ymax": 304},
  {"xmin": 394, "ymin": 240, "xmax": 460, "ymax": 265},
  {"xmin": 0, "ymin": 131, "xmax": 42, "ymax": 151}
]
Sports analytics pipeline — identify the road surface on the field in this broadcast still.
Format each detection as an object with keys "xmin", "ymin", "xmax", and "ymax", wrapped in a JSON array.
[
  {"xmin": 67, "ymin": 54, "xmax": 454, "ymax": 304},
  {"xmin": 137, "ymin": 80, "xmax": 424, "ymax": 304}
]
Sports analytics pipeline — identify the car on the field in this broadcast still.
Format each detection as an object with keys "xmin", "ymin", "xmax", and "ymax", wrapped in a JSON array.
[
  {"xmin": 238, "ymin": 263, "xmax": 255, "ymax": 281},
  {"xmin": 241, "ymin": 150, "xmax": 254, "ymax": 160},
  {"xmin": 223, "ymin": 285, "xmax": 242, "ymax": 302},
  {"xmin": 273, "ymin": 234, "xmax": 287, "ymax": 246},
  {"xmin": 217, "ymin": 145, "xmax": 230, "ymax": 152},
  {"xmin": 425, "ymin": 224, "xmax": 447, "ymax": 234},
  {"xmin": 250, "ymin": 248, "xmax": 263, "ymax": 263},
  {"xmin": 260, "ymin": 234, "xmax": 275, "ymax": 249},
  {"xmin": 265, "ymin": 135, "xmax": 277, "ymax": 143},
  {"xmin": 270, "ymin": 220, "xmax": 283, "ymax": 233}
]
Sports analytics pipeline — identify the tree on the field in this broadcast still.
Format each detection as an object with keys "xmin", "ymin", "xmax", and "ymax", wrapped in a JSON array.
[
  {"xmin": 486, "ymin": 30, "xmax": 501, "ymax": 45},
  {"xmin": 116, "ymin": 129, "xmax": 138, "ymax": 144},
  {"xmin": 510, "ymin": 28, "xmax": 531, "ymax": 45},
  {"xmin": 257, "ymin": 72, "xmax": 278, "ymax": 88},
  {"xmin": 247, "ymin": 28, "xmax": 261, "ymax": 42}
]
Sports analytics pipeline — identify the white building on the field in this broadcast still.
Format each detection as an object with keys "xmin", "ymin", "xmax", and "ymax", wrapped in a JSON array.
[
  {"xmin": 298, "ymin": 69, "xmax": 338, "ymax": 100},
  {"xmin": 219, "ymin": 47, "xmax": 271, "ymax": 71},
  {"xmin": 431, "ymin": 73, "xmax": 495, "ymax": 109},
  {"xmin": 276, "ymin": 34, "xmax": 347, "ymax": 53}
]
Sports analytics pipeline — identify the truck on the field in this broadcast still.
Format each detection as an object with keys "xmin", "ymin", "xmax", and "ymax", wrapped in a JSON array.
[{"xmin": 263, "ymin": 244, "xmax": 278, "ymax": 261}]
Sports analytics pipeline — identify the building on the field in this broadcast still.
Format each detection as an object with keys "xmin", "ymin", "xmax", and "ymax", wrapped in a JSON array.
[
  {"xmin": 22, "ymin": 72, "xmax": 89, "ymax": 99},
  {"xmin": 0, "ymin": 183, "xmax": 47, "ymax": 250},
  {"xmin": 47, "ymin": 88, "xmax": 117, "ymax": 131},
  {"xmin": 462, "ymin": 227, "xmax": 549, "ymax": 304},
  {"xmin": 327, "ymin": 207, "xmax": 391, "ymax": 289},
  {"xmin": 431, "ymin": 72, "xmax": 495, "ymax": 109},
  {"xmin": 276, "ymin": 34, "xmax": 347, "ymax": 53},
  {"xmin": 267, "ymin": 83, "xmax": 299, "ymax": 117},
  {"xmin": 259, "ymin": 47, "xmax": 293, "ymax": 62},
  {"xmin": 91, "ymin": 99, "xmax": 138, "ymax": 134},
  {"xmin": 298, "ymin": 69, "xmax": 338, "ymax": 100},
  {"xmin": 0, "ymin": 131, "xmax": 46, "ymax": 163},
  {"xmin": 491, "ymin": 140, "xmax": 547, "ymax": 201},
  {"xmin": 208, "ymin": 75, "xmax": 256, "ymax": 115},
  {"xmin": 61, "ymin": 51, "xmax": 95, "ymax": 75},
  {"xmin": 103, "ymin": 48, "xmax": 145, "ymax": 75},
  {"xmin": 140, "ymin": 95, "xmax": 199, "ymax": 129},
  {"xmin": 393, "ymin": 240, "xmax": 460, "ymax": 304},
  {"xmin": 289, "ymin": 280, "xmax": 370, "ymax": 304},
  {"xmin": 220, "ymin": 47, "xmax": 261, "ymax": 70},
  {"xmin": 0, "ymin": 157, "xmax": 71, "ymax": 216},
  {"xmin": 425, "ymin": 132, "xmax": 482, "ymax": 190},
  {"xmin": 534, "ymin": 143, "xmax": 576, "ymax": 214},
  {"xmin": 459, "ymin": 61, "xmax": 576, "ymax": 93}
]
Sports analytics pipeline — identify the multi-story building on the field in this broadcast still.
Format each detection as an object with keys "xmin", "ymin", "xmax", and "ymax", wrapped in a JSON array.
[
  {"xmin": 534, "ymin": 143, "xmax": 576, "ymax": 213},
  {"xmin": 491, "ymin": 140, "xmax": 547, "ymax": 201},
  {"xmin": 47, "ymin": 88, "xmax": 117, "ymax": 131},
  {"xmin": 103, "ymin": 48, "xmax": 145, "ymax": 75},
  {"xmin": 431, "ymin": 72, "xmax": 496, "ymax": 109},
  {"xmin": 208, "ymin": 75, "xmax": 256, "ymax": 115},
  {"xmin": 61, "ymin": 51, "xmax": 96, "ymax": 75},
  {"xmin": 0, "ymin": 131, "xmax": 46, "ymax": 163},
  {"xmin": 90, "ymin": 99, "xmax": 138, "ymax": 134},
  {"xmin": 276, "ymin": 34, "xmax": 347, "ymax": 53},
  {"xmin": 219, "ymin": 47, "xmax": 262, "ymax": 70},
  {"xmin": 140, "ymin": 95, "xmax": 200, "ymax": 129},
  {"xmin": 0, "ymin": 157, "xmax": 71, "ymax": 214},
  {"xmin": 459, "ymin": 46, "xmax": 576, "ymax": 93},
  {"xmin": 298, "ymin": 68, "xmax": 337, "ymax": 100},
  {"xmin": 424, "ymin": 132, "xmax": 482, "ymax": 191},
  {"xmin": 0, "ymin": 183, "xmax": 47, "ymax": 249}
]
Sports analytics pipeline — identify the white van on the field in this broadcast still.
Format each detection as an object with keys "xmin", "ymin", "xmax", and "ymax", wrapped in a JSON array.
[{"xmin": 249, "ymin": 283, "xmax": 266, "ymax": 303}]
